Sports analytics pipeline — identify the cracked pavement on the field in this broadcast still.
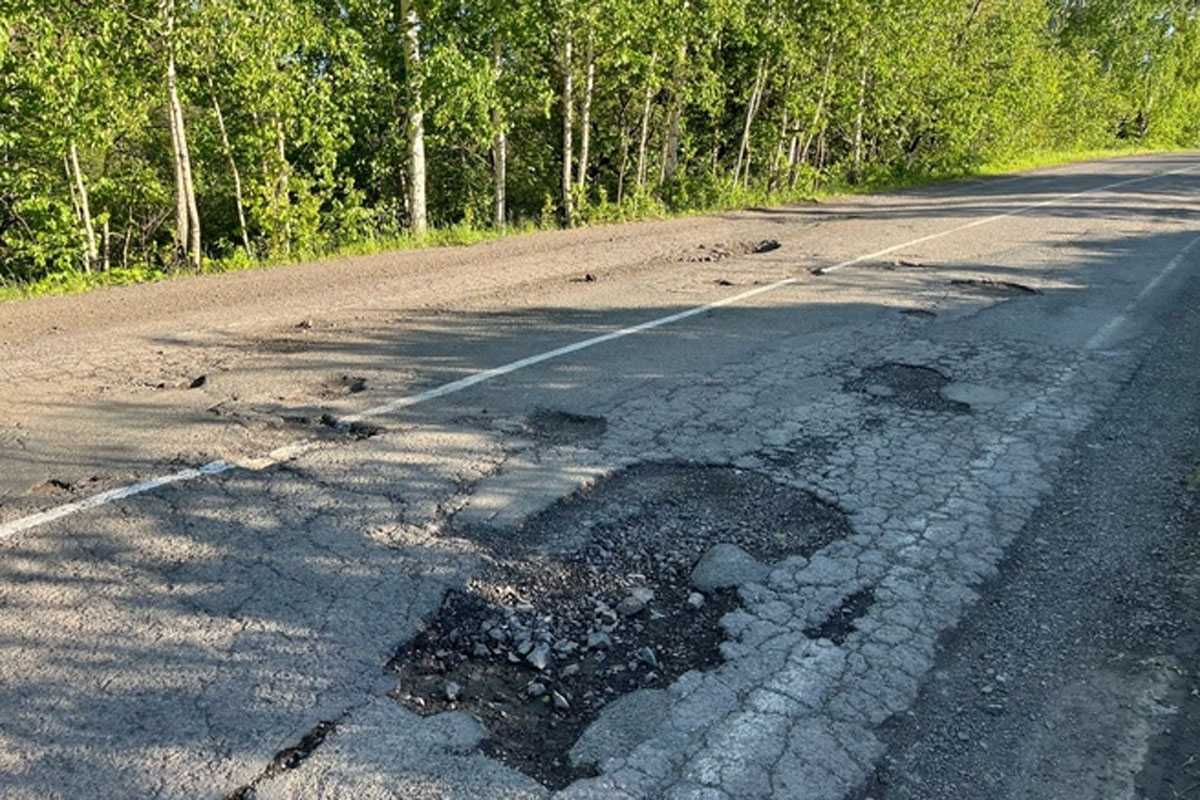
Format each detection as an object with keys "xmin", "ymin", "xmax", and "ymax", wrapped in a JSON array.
[{"xmin": 1, "ymin": 154, "xmax": 1199, "ymax": 799}]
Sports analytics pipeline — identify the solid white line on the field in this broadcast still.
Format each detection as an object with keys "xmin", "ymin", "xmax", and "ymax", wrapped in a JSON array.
[
  {"xmin": 1085, "ymin": 232, "xmax": 1200, "ymax": 351},
  {"xmin": 0, "ymin": 162, "xmax": 1195, "ymax": 541}
]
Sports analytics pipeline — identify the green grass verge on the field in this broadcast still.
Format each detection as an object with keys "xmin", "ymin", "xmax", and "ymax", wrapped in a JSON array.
[{"xmin": 0, "ymin": 145, "xmax": 1179, "ymax": 304}]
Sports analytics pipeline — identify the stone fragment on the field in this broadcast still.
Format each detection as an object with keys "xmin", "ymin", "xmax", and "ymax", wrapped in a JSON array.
[
  {"xmin": 617, "ymin": 587, "xmax": 655, "ymax": 617},
  {"xmin": 587, "ymin": 632, "xmax": 612, "ymax": 650},
  {"xmin": 690, "ymin": 543, "xmax": 769, "ymax": 592},
  {"xmin": 527, "ymin": 643, "xmax": 551, "ymax": 671}
]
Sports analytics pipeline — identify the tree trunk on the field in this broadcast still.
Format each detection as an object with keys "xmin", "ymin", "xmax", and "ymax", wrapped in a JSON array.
[
  {"xmin": 400, "ymin": 0, "xmax": 427, "ymax": 235},
  {"xmin": 491, "ymin": 36, "xmax": 506, "ymax": 228},
  {"xmin": 560, "ymin": 31, "xmax": 573, "ymax": 224},
  {"xmin": 273, "ymin": 117, "xmax": 291, "ymax": 253},
  {"xmin": 771, "ymin": 102, "xmax": 790, "ymax": 188},
  {"xmin": 102, "ymin": 216, "xmax": 111, "ymax": 271},
  {"xmin": 616, "ymin": 109, "xmax": 630, "ymax": 205},
  {"xmin": 734, "ymin": 59, "xmax": 766, "ymax": 185},
  {"xmin": 798, "ymin": 50, "xmax": 834, "ymax": 171},
  {"xmin": 67, "ymin": 142, "xmax": 97, "ymax": 271},
  {"xmin": 166, "ymin": 43, "xmax": 188, "ymax": 264},
  {"xmin": 165, "ymin": 0, "xmax": 200, "ymax": 270},
  {"xmin": 179, "ymin": 101, "xmax": 201, "ymax": 269},
  {"xmin": 852, "ymin": 64, "xmax": 868, "ymax": 182},
  {"xmin": 634, "ymin": 60, "xmax": 655, "ymax": 190},
  {"xmin": 660, "ymin": 44, "xmax": 686, "ymax": 185},
  {"xmin": 122, "ymin": 214, "xmax": 133, "ymax": 270},
  {"xmin": 576, "ymin": 34, "xmax": 594, "ymax": 192},
  {"xmin": 955, "ymin": 0, "xmax": 985, "ymax": 52},
  {"xmin": 209, "ymin": 79, "xmax": 251, "ymax": 253},
  {"xmin": 786, "ymin": 134, "xmax": 799, "ymax": 188}
]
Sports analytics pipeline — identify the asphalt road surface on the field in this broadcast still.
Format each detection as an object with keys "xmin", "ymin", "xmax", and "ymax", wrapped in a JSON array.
[{"xmin": 1, "ymin": 154, "xmax": 1198, "ymax": 799}]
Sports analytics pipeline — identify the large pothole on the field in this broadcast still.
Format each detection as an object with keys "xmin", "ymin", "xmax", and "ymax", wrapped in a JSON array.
[
  {"xmin": 390, "ymin": 463, "xmax": 851, "ymax": 788},
  {"xmin": 846, "ymin": 362, "xmax": 970, "ymax": 414}
]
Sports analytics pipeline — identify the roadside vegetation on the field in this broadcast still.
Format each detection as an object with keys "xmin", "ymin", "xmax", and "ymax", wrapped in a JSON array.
[{"xmin": 2, "ymin": 1, "xmax": 1198, "ymax": 300}]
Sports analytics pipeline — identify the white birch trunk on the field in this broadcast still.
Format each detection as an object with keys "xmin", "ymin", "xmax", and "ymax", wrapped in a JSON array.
[
  {"xmin": 560, "ymin": 32, "xmax": 573, "ymax": 224},
  {"xmin": 492, "ymin": 36, "xmax": 506, "ymax": 228},
  {"xmin": 734, "ymin": 59, "xmax": 766, "ymax": 185},
  {"xmin": 400, "ymin": 0, "xmax": 428, "ymax": 235},
  {"xmin": 68, "ymin": 142, "xmax": 97, "ymax": 270},
  {"xmin": 635, "ymin": 62, "xmax": 655, "ymax": 190},
  {"xmin": 576, "ymin": 35, "xmax": 594, "ymax": 192}
]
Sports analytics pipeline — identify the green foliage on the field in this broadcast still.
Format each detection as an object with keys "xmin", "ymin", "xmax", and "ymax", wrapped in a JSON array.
[{"xmin": 2, "ymin": 0, "xmax": 1198, "ymax": 294}]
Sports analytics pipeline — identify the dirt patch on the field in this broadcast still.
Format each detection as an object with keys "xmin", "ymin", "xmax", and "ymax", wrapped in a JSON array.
[
  {"xmin": 804, "ymin": 588, "xmax": 876, "ymax": 645},
  {"xmin": 846, "ymin": 362, "xmax": 970, "ymax": 414},
  {"xmin": 525, "ymin": 409, "xmax": 607, "ymax": 445},
  {"xmin": 950, "ymin": 278, "xmax": 1041, "ymax": 296},
  {"xmin": 679, "ymin": 240, "xmax": 780, "ymax": 263},
  {"xmin": 390, "ymin": 463, "xmax": 851, "ymax": 789}
]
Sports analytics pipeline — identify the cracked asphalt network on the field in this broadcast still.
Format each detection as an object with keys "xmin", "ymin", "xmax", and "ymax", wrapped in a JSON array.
[{"xmin": 1, "ymin": 154, "xmax": 1198, "ymax": 799}]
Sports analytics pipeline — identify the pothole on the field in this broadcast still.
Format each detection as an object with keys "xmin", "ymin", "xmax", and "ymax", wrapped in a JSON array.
[
  {"xmin": 679, "ymin": 239, "xmax": 780, "ymax": 263},
  {"xmin": 278, "ymin": 412, "xmax": 382, "ymax": 440},
  {"xmin": 950, "ymin": 278, "xmax": 1041, "ymax": 296},
  {"xmin": 846, "ymin": 362, "xmax": 970, "ymax": 414},
  {"xmin": 30, "ymin": 478, "xmax": 75, "ymax": 495},
  {"xmin": 804, "ymin": 588, "xmax": 876, "ymax": 645},
  {"xmin": 900, "ymin": 308, "xmax": 937, "ymax": 318},
  {"xmin": 525, "ymin": 409, "xmax": 607, "ymax": 445},
  {"xmin": 863, "ymin": 258, "xmax": 933, "ymax": 271},
  {"xmin": 389, "ymin": 463, "xmax": 851, "ymax": 789},
  {"xmin": 317, "ymin": 374, "xmax": 368, "ymax": 398}
]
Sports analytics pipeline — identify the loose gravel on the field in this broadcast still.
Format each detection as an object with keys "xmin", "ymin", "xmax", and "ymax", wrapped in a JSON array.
[{"xmin": 389, "ymin": 463, "xmax": 851, "ymax": 788}]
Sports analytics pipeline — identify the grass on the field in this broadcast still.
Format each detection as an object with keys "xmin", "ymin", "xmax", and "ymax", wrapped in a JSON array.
[{"xmin": 0, "ymin": 145, "xmax": 1180, "ymax": 304}]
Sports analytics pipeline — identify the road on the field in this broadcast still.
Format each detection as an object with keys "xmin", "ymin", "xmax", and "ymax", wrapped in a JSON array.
[{"xmin": 0, "ymin": 153, "xmax": 1197, "ymax": 799}]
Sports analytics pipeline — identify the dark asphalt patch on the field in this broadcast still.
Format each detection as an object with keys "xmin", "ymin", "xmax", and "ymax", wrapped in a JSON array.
[
  {"xmin": 679, "ymin": 240, "xmax": 781, "ymax": 263},
  {"xmin": 804, "ymin": 588, "xmax": 876, "ymax": 645},
  {"xmin": 950, "ymin": 278, "xmax": 1041, "ymax": 295},
  {"xmin": 277, "ymin": 412, "xmax": 382, "ymax": 440},
  {"xmin": 318, "ymin": 374, "xmax": 368, "ymax": 397},
  {"xmin": 526, "ymin": 409, "xmax": 607, "ymax": 445},
  {"xmin": 846, "ymin": 363, "xmax": 970, "ymax": 414},
  {"xmin": 390, "ymin": 463, "xmax": 851, "ymax": 789}
]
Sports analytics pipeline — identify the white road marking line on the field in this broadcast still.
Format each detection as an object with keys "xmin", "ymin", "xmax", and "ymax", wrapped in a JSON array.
[
  {"xmin": 1, "ymin": 163, "xmax": 1195, "ymax": 542},
  {"xmin": 1085, "ymin": 232, "xmax": 1200, "ymax": 351}
]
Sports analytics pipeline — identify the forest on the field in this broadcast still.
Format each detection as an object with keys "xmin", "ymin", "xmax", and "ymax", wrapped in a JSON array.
[{"xmin": 1, "ymin": 1, "xmax": 1198, "ymax": 291}]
